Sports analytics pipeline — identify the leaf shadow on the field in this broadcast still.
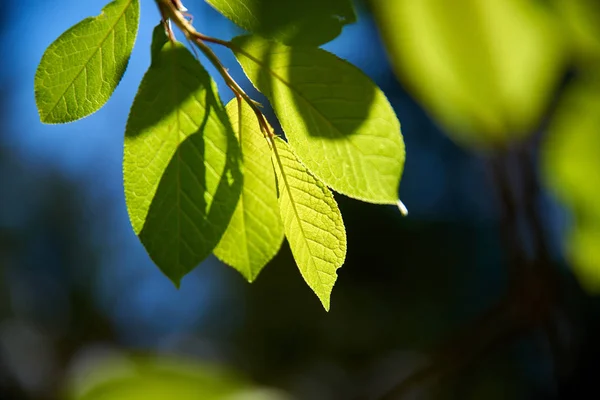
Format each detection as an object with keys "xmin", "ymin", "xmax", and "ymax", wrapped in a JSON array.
[
  {"xmin": 126, "ymin": 45, "xmax": 204, "ymax": 135},
  {"xmin": 138, "ymin": 89, "xmax": 243, "ymax": 284},
  {"xmin": 254, "ymin": 40, "xmax": 377, "ymax": 140}
]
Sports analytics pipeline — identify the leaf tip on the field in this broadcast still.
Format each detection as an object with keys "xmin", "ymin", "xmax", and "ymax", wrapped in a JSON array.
[
  {"xmin": 397, "ymin": 199, "xmax": 408, "ymax": 216},
  {"xmin": 318, "ymin": 295, "xmax": 331, "ymax": 312},
  {"xmin": 168, "ymin": 276, "xmax": 182, "ymax": 290},
  {"xmin": 38, "ymin": 113, "xmax": 52, "ymax": 125},
  {"xmin": 37, "ymin": 111, "xmax": 75, "ymax": 125}
]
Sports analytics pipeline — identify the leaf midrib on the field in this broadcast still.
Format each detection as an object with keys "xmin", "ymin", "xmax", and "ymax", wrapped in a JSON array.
[
  {"xmin": 234, "ymin": 110, "xmax": 253, "ymax": 277},
  {"xmin": 274, "ymin": 145, "xmax": 328, "ymax": 291},
  {"xmin": 43, "ymin": 0, "xmax": 135, "ymax": 119},
  {"xmin": 238, "ymin": 48, "xmax": 349, "ymax": 138},
  {"xmin": 238, "ymin": 187, "xmax": 253, "ymax": 278},
  {"xmin": 237, "ymin": 45, "xmax": 397, "ymax": 200}
]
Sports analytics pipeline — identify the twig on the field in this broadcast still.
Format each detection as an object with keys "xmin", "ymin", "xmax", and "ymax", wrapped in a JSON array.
[{"xmin": 155, "ymin": 0, "xmax": 273, "ymax": 138}]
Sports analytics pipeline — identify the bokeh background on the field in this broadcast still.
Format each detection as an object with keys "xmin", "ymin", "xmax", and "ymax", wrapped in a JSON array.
[{"xmin": 1, "ymin": 0, "xmax": 600, "ymax": 399}]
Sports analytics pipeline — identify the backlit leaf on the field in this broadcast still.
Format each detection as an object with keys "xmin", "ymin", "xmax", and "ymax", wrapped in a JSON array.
[
  {"xmin": 35, "ymin": 0, "xmax": 139, "ymax": 124},
  {"xmin": 233, "ymin": 35, "xmax": 405, "ymax": 205},
  {"xmin": 124, "ymin": 27, "xmax": 242, "ymax": 285},
  {"xmin": 214, "ymin": 100, "xmax": 284, "ymax": 282},
  {"xmin": 272, "ymin": 138, "xmax": 346, "ymax": 310}
]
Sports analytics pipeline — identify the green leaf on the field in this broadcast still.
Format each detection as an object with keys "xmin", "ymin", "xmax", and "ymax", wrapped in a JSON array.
[
  {"xmin": 34, "ymin": 0, "xmax": 140, "ymax": 124},
  {"xmin": 124, "ymin": 28, "xmax": 242, "ymax": 285},
  {"xmin": 232, "ymin": 35, "xmax": 405, "ymax": 205},
  {"xmin": 214, "ymin": 100, "xmax": 284, "ymax": 282},
  {"xmin": 542, "ymin": 78, "xmax": 600, "ymax": 293},
  {"xmin": 68, "ymin": 354, "xmax": 290, "ymax": 400},
  {"xmin": 370, "ymin": 0, "xmax": 565, "ymax": 148},
  {"xmin": 569, "ymin": 223, "xmax": 600, "ymax": 294},
  {"xmin": 543, "ymin": 79, "xmax": 600, "ymax": 220},
  {"xmin": 205, "ymin": 0, "xmax": 356, "ymax": 46},
  {"xmin": 272, "ymin": 138, "xmax": 346, "ymax": 310}
]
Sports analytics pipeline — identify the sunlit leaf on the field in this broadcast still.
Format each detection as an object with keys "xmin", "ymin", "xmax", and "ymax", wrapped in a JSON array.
[
  {"xmin": 371, "ymin": 0, "xmax": 566, "ymax": 148},
  {"xmin": 205, "ymin": 0, "xmax": 356, "ymax": 46},
  {"xmin": 214, "ymin": 100, "xmax": 284, "ymax": 282},
  {"xmin": 272, "ymin": 138, "xmax": 346, "ymax": 310},
  {"xmin": 124, "ymin": 26, "xmax": 242, "ymax": 285},
  {"xmin": 35, "ymin": 0, "xmax": 139, "ymax": 124},
  {"xmin": 233, "ymin": 35, "xmax": 405, "ymax": 205}
]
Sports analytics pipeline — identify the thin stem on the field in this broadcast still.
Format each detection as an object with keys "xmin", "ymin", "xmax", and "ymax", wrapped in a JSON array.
[
  {"xmin": 156, "ymin": 0, "xmax": 273, "ymax": 137},
  {"xmin": 488, "ymin": 152, "xmax": 526, "ymax": 293},
  {"xmin": 156, "ymin": 0, "xmax": 286, "ymax": 187}
]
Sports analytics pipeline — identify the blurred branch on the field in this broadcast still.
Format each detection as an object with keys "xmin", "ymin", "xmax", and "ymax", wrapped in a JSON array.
[
  {"xmin": 490, "ymin": 151, "xmax": 528, "ymax": 292},
  {"xmin": 378, "ymin": 139, "xmax": 570, "ymax": 398}
]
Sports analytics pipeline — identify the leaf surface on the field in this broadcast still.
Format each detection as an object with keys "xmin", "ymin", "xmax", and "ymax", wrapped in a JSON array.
[
  {"xmin": 124, "ymin": 27, "xmax": 242, "ymax": 285},
  {"xmin": 206, "ymin": 0, "xmax": 355, "ymax": 46},
  {"xmin": 272, "ymin": 138, "xmax": 346, "ymax": 310},
  {"xmin": 35, "ymin": 0, "xmax": 139, "ymax": 123},
  {"xmin": 233, "ymin": 35, "xmax": 405, "ymax": 205},
  {"xmin": 214, "ymin": 100, "xmax": 284, "ymax": 281}
]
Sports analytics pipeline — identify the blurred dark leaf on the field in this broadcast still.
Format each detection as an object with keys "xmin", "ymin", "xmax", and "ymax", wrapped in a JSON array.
[
  {"xmin": 553, "ymin": 0, "xmax": 600, "ymax": 66},
  {"xmin": 205, "ymin": 0, "xmax": 356, "ymax": 45}
]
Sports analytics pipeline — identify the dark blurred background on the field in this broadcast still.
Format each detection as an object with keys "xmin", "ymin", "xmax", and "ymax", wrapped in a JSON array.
[{"xmin": 1, "ymin": 0, "xmax": 600, "ymax": 399}]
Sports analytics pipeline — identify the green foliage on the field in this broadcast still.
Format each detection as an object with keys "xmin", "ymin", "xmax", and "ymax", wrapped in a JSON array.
[
  {"xmin": 570, "ymin": 224, "xmax": 600, "ymax": 293},
  {"xmin": 543, "ymin": 80, "xmax": 600, "ymax": 218},
  {"xmin": 68, "ymin": 354, "xmax": 289, "ymax": 400},
  {"xmin": 205, "ymin": 0, "xmax": 356, "ymax": 46},
  {"xmin": 35, "ymin": 0, "xmax": 139, "ymax": 123},
  {"xmin": 232, "ymin": 35, "xmax": 405, "ymax": 204},
  {"xmin": 214, "ymin": 101, "xmax": 284, "ymax": 282},
  {"xmin": 272, "ymin": 138, "xmax": 346, "ymax": 311},
  {"xmin": 543, "ymin": 79, "xmax": 600, "ymax": 292},
  {"xmin": 371, "ymin": 0, "xmax": 565, "ymax": 148},
  {"xmin": 124, "ymin": 27, "xmax": 242, "ymax": 285},
  {"xmin": 34, "ymin": 1, "xmax": 405, "ymax": 309}
]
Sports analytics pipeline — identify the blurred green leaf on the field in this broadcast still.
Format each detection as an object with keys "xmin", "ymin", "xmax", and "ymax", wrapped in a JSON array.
[
  {"xmin": 371, "ymin": 0, "xmax": 566, "ymax": 148},
  {"xmin": 233, "ymin": 35, "xmax": 405, "ymax": 205},
  {"xmin": 543, "ymin": 79, "xmax": 600, "ymax": 219},
  {"xmin": 272, "ymin": 138, "xmax": 346, "ymax": 311},
  {"xmin": 68, "ymin": 354, "xmax": 289, "ymax": 400},
  {"xmin": 543, "ymin": 79, "xmax": 600, "ymax": 292},
  {"xmin": 124, "ymin": 27, "xmax": 242, "ymax": 285},
  {"xmin": 214, "ymin": 100, "xmax": 284, "ymax": 282},
  {"xmin": 35, "ymin": 0, "xmax": 139, "ymax": 124},
  {"xmin": 570, "ymin": 223, "xmax": 600, "ymax": 293},
  {"xmin": 205, "ymin": 0, "xmax": 355, "ymax": 46}
]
